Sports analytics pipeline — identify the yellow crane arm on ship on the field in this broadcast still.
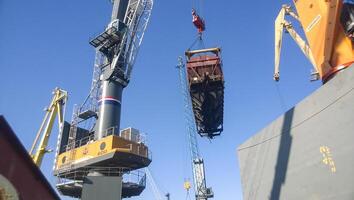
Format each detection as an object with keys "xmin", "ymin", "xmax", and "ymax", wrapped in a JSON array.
[
  {"xmin": 275, "ymin": 0, "xmax": 354, "ymax": 83},
  {"xmin": 29, "ymin": 88, "xmax": 68, "ymax": 167},
  {"xmin": 274, "ymin": 5, "xmax": 319, "ymax": 81}
]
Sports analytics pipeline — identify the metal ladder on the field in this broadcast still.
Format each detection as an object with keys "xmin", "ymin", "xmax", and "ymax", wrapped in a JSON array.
[
  {"xmin": 64, "ymin": 51, "xmax": 104, "ymax": 170},
  {"xmin": 77, "ymin": 51, "xmax": 104, "ymax": 122},
  {"xmin": 65, "ymin": 105, "xmax": 79, "ymax": 170}
]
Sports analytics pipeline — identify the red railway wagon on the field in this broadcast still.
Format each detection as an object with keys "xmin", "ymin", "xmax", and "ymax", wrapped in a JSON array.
[
  {"xmin": 185, "ymin": 47, "xmax": 224, "ymax": 138},
  {"xmin": 0, "ymin": 116, "xmax": 60, "ymax": 200}
]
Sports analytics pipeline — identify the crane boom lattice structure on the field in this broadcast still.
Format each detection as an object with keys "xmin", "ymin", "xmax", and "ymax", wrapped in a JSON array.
[
  {"xmin": 177, "ymin": 57, "xmax": 213, "ymax": 200},
  {"xmin": 145, "ymin": 168, "xmax": 165, "ymax": 200}
]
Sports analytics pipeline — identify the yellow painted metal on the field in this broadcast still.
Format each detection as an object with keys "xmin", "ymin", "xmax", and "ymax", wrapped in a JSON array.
[
  {"xmin": 55, "ymin": 135, "xmax": 149, "ymax": 170},
  {"xmin": 184, "ymin": 181, "xmax": 191, "ymax": 191},
  {"xmin": 29, "ymin": 88, "xmax": 68, "ymax": 167},
  {"xmin": 185, "ymin": 47, "xmax": 221, "ymax": 59},
  {"xmin": 293, "ymin": 0, "xmax": 354, "ymax": 78},
  {"xmin": 274, "ymin": 6, "xmax": 286, "ymax": 81}
]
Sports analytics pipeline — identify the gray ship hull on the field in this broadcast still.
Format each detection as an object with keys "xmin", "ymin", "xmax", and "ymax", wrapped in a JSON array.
[{"xmin": 237, "ymin": 65, "xmax": 354, "ymax": 200}]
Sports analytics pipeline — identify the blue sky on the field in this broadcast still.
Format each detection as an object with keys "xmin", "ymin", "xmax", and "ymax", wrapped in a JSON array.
[{"xmin": 0, "ymin": 0, "xmax": 321, "ymax": 199}]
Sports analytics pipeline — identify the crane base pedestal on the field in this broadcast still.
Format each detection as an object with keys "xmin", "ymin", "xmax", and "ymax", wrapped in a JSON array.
[
  {"xmin": 56, "ymin": 175, "xmax": 145, "ymax": 199},
  {"xmin": 81, "ymin": 176, "xmax": 122, "ymax": 200}
]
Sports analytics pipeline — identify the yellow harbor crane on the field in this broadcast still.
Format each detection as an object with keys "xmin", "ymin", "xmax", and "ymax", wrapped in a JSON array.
[
  {"xmin": 274, "ymin": 0, "xmax": 354, "ymax": 83},
  {"xmin": 29, "ymin": 88, "xmax": 68, "ymax": 167}
]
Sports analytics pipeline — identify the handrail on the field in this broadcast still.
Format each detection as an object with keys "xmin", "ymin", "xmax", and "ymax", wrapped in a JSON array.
[{"xmin": 57, "ymin": 167, "xmax": 147, "ymax": 188}]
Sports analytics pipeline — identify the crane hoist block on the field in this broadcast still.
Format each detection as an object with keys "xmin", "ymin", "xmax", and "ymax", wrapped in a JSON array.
[
  {"xmin": 192, "ymin": 9, "xmax": 205, "ymax": 33},
  {"xmin": 185, "ymin": 47, "xmax": 224, "ymax": 138}
]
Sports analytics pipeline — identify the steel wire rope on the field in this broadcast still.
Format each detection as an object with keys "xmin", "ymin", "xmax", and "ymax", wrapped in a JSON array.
[{"xmin": 274, "ymin": 82, "xmax": 287, "ymax": 112}]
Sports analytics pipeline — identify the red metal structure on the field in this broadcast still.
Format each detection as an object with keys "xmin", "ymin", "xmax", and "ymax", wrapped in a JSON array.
[
  {"xmin": 192, "ymin": 9, "xmax": 205, "ymax": 33},
  {"xmin": 0, "ymin": 116, "xmax": 60, "ymax": 200},
  {"xmin": 185, "ymin": 48, "xmax": 224, "ymax": 138}
]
